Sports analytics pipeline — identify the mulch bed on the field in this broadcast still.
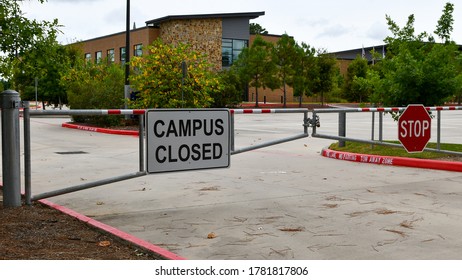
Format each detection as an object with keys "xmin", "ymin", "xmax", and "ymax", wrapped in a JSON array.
[{"xmin": 0, "ymin": 189, "xmax": 162, "ymax": 260}]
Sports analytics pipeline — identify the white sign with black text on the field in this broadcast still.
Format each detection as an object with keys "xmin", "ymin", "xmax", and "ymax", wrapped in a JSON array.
[{"xmin": 146, "ymin": 109, "xmax": 230, "ymax": 173}]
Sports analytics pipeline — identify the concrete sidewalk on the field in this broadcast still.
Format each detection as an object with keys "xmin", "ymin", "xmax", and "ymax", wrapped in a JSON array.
[{"xmin": 9, "ymin": 114, "xmax": 462, "ymax": 259}]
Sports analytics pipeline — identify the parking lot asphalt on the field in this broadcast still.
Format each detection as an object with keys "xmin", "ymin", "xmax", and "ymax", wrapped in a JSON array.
[{"xmin": 4, "ymin": 111, "xmax": 462, "ymax": 260}]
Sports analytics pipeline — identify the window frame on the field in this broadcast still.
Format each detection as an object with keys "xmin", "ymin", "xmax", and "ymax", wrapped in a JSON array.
[
  {"xmin": 222, "ymin": 38, "xmax": 248, "ymax": 67},
  {"xmin": 120, "ymin": 47, "xmax": 126, "ymax": 63},
  {"xmin": 95, "ymin": 51, "xmax": 102, "ymax": 63},
  {"xmin": 133, "ymin": 44, "xmax": 143, "ymax": 57},
  {"xmin": 107, "ymin": 49, "xmax": 115, "ymax": 63}
]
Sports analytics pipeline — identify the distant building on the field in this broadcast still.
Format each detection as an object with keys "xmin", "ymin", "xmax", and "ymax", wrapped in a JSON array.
[
  {"xmin": 79, "ymin": 12, "xmax": 264, "ymax": 71},
  {"xmin": 76, "ymin": 11, "xmax": 298, "ymax": 104},
  {"xmin": 329, "ymin": 45, "xmax": 387, "ymax": 77}
]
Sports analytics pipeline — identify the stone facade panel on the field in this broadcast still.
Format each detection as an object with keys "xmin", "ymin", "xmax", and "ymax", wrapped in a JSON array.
[{"xmin": 160, "ymin": 19, "xmax": 222, "ymax": 70}]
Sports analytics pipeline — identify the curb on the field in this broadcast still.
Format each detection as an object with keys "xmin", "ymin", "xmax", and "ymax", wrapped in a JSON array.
[
  {"xmin": 38, "ymin": 198, "xmax": 185, "ymax": 260},
  {"xmin": 321, "ymin": 148, "xmax": 462, "ymax": 172},
  {"xmin": 62, "ymin": 122, "xmax": 139, "ymax": 136},
  {"xmin": 62, "ymin": 122, "xmax": 462, "ymax": 173},
  {"xmin": 58, "ymin": 123, "xmax": 185, "ymax": 259},
  {"xmin": 1, "ymin": 186, "xmax": 185, "ymax": 260}
]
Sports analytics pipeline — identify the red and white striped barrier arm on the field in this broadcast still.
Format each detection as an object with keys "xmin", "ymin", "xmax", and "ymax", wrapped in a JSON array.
[
  {"xmin": 102, "ymin": 109, "xmax": 146, "ymax": 115},
  {"xmin": 230, "ymin": 109, "xmax": 276, "ymax": 114},
  {"xmin": 350, "ymin": 106, "xmax": 462, "ymax": 112}
]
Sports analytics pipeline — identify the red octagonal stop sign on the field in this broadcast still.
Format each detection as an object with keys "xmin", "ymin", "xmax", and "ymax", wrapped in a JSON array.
[{"xmin": 398, "ymin": 104, "xmax": 431, "ymax": 153}]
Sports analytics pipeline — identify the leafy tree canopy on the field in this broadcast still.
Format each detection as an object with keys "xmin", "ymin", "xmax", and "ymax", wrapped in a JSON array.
[
  {"xmin": 378, "ymin": 2, "xmax": 459, "ymax": 106},
  {"xmin": 234, "ymin": 35, "xmax": 277, "ymax": 107},
  {"xmin": 313, "ymin": 50, "xmax": 338, "ymax": 105},
  {"xmin": 249, "ymin": 23, "xmax": 268, "ymax": 35},
  {"xmin": 14, "ymin": 38, "xmax": 81, "ymax": 108},
  {"xmin": 0, "ymin": 0, "xmax": 61, "ymax": 81},
  {"xmin": 272, "ymin": 34, "xmax": 298, "ymax": 106},
  {"xmin": 128, "ymin": 39, "xmax": 219, "ymax": 108},
  {"xmin": 291, "ymin": 42, "xmax": 317, "ymax": 100},
  {"xmin": 343, "ymin": 56, "xmax": 369, "ymax": 102}
]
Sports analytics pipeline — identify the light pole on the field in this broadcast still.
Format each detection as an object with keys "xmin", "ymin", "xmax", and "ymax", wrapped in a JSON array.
[{"xmin": 124, "ymin": 0, "xmax": 130, "ymax": 111}]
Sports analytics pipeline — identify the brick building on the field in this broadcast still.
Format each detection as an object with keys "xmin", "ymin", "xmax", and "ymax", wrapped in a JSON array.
[
  {"xmin": 330, "ymin": 45, "xmax": 387, "ymax": 78},
  {"xmin": 77, "ymin": 11, "xmax": 295, "ymax": 104}
]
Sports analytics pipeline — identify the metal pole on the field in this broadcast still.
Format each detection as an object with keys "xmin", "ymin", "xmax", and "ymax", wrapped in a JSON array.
[
  {"xmin": 231, "ymin": 133, "xmax": 308, "ymax": 155},
  {"xmin": 1, "ymin": 90, "xmax": 22, "ymax": 207},
  {"xmin": 338, "ymin": 112, "xmax": 346, "ymax": 147},
  {"xmin": 31, "ymin": 172, "xmax": 147, "ymax": 201},
  {"xmin": 310, "ymin": 111, "xmax": 318, "ymax": 137},
  {"xmin": 379, "ymin": 112, "xmax": 383, "ymax": 142},
  {"xmin": 23, "ymin": 102, "xmax": 32, "ymax": 205},
  {"xmin": 124, "ymin": 0, "xmax": 131, "ymax": 113},
  {"xmin": 230, "ymin": 112, "xmax": 235, "ymax": 152},
  {"xmin": 139, "ymin": 114, "xmax": 145, "ymax": 172},
  {"xmin": 437, "ymin": 110, "xmax": 441, "ymax": 150},
  {"xmin": 371, "ymin": 111, "xmax": 375, "ymax": 148}
]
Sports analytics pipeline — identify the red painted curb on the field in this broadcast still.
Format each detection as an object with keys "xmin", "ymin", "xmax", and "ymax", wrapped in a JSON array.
[
  {"xmin": 322, "ymin": 148, "xmax": 462, "ymax": 172},
  {"xmin": 0, "ymin": 185, "xmax": 184, "ymax": 260},
  {"xmin": 62, "ymin": 122, "xmax": 139, "ymax": 136},
  {"xmin": 58, "ymin": 123, "xmax": 185, "ymax": 258},
  {"xmin": 37, "ymin": 198, "xmax": 186, "ymax": 260}
]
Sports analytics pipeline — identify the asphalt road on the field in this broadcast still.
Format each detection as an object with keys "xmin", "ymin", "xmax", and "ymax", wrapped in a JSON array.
[{"xmin": 2, "ymin": 109, "xmax": 462, "ymax": 259}]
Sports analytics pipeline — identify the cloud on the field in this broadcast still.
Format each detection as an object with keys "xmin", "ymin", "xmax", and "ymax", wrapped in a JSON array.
[
  {"xmin": 296, "ymin": 17, "xmax": 330, "ymax": 27},
  {"xmin": 316, "ymin": 24, "xmax": 349, "ymax": 38},
  {"xmin": 366, "ymin": 21, "xmax": 390, "ymax": 41}
]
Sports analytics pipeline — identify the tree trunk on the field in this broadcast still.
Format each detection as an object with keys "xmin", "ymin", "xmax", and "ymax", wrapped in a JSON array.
[
  {"xmin": 255, "ymin": 76, "xmax": 259, "ymax": 107},
  {"xmin": 283, "ymin": 74, "xmax": 287, "ymax": 108},
  {"xmin": 255, "ymin": 86, "xmax": 259, "ymax": 107}
]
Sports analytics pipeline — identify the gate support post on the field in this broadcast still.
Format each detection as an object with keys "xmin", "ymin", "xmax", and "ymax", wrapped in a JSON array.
[
  {"xmin": 1, "ymin": 90, "xmax": 22, "ymax": 207},
  {"xmin": 338, "ymin": 111, "xmax": 346, "ymax": 147}
]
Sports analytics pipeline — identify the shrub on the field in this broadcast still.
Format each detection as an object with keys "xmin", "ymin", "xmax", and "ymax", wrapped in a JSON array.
[
  {"xmin": 61, "ymin": 59, "xmax": 125, "ymax": 127},
  {"xmin": 128, "ymin": 39, "xmax": 219, "ymax": 109}
]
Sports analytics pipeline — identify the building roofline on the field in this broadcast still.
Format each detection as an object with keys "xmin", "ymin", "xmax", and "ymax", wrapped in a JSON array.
[
  {"xmin": 251, "ymin": 33, "xmax": 287, "ymax": 38},
  {"xmin": 146, "ymin": 11, "xmax": 265, "ymax": 26},
  {"xmin": 75, "ymin": 26, "xmax": 157, "ymax": 44},
  {"xmin": 330, "ymin": 44, "xmax": 387, "ymax": 55}
]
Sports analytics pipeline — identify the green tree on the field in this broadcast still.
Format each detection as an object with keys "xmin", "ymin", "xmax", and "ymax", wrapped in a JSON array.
[
  {"xmin": 359, "ymin": 68, "xmax": 383, "ymax": 105},
  {"xmin": 249, "ymin": 23, "xmax": 268, "ymax": 35},
  {"xmin": 234, "ymin": 35, "xmax": 277, "ymax": 107},
  {"xmin": 0, "ymin": 0, "xmax": 60, "ymax": 82},
  {"xmin": 435, "ymin": 2, "xmax": 454, "ymax": 43},
  {"xmin": 213, "ymin": 67, "xmax": 245, "ymax": 107},
  {"xmin": 128, "ymin": 39, "xmax": 219, "ymax": 108},
  {"xmin": 343, "ymin": 56, "xmax": 369, "ymax": 102},
  {"xmin": 13, "ymin": 38, "xmax": 81, "ymax": 108},
  {"xmin": 313, "ymin": 50, "xmax": 338, "ymax": 106},
  {"xmin": 61, "ymin": 58, "xmax": 125, "ymax": 126},
  {"xmin": 272, "ymin": 34, "xmax": 298, "ymax": 107},
  {"xmin": 291, "ymin": 42, "xmax": 317, "ymax": 106},
  {"xmin": 379, "ymin": 2, "xmax": 460, "ymax": 106}
]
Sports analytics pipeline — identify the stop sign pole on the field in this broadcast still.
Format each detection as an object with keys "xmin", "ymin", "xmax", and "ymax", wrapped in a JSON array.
[{"xmin": 398, "ymin": 104, "xmax": 431, "ymax": 153}]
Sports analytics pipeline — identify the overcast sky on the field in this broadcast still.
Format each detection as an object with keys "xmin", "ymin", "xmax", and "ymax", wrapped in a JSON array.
[{"xmin": 20, "ymin": 0, "xmax": 461, "ymax": 52}]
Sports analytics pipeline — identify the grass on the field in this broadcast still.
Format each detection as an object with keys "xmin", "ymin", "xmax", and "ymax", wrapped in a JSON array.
[{"xmin": 328, "ymin": 141, "xmax": 462, "ymax": 160}]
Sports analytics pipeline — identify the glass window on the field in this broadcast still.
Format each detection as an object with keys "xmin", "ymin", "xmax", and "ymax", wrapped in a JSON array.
[
  {"xmin": 222, "ymin": 38, "xmax": 248, "ymax": 67},
  {"xmin": 84, "ymin": 53, "xmax": 91, "ymax": 62},
  {"xmin": 120, "ymin": 47, "xmax": 126, "ymax": 63},
  {"xmin": 134, "ymin": 44, "xmax": 143, "ymax": 57},
  {"xmin": 107, "ymin": 49, "xmax": 115, "ymax": 63},
  {"xmin": 233, "ymin": 40, "xmax": 246, "ymax": 50},
  {"xmin": 222, "ymin": 39, "xmax": 233, "ymax": 48},
  {"xmin": 95, "ymin": 51, "xmax": 102, "ymax": 63}
]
